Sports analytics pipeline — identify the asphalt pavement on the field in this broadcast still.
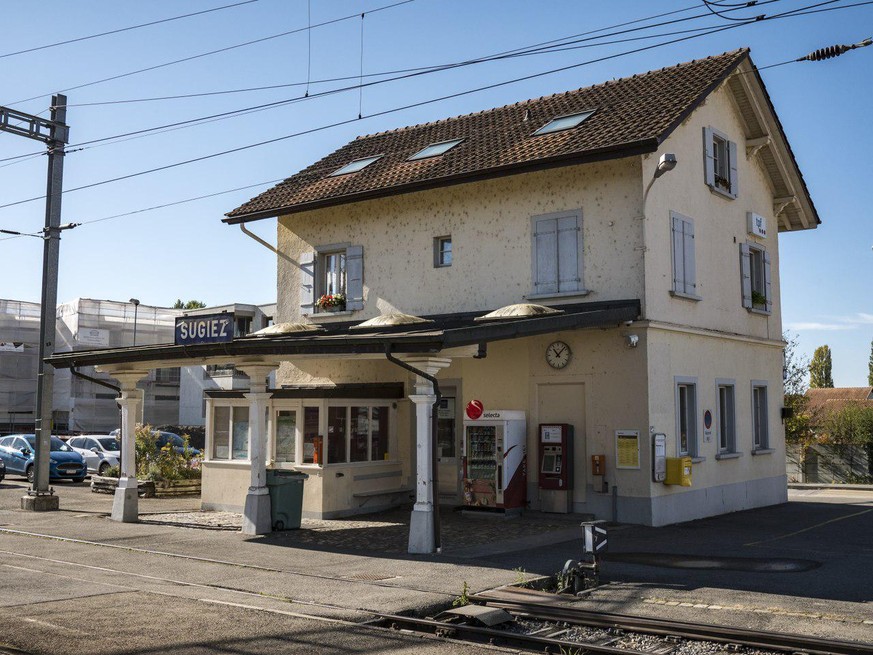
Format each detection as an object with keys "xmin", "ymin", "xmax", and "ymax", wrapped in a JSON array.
[{"xmin": 0, "ymin": 477, "xmax": 870, "ymax": 654}]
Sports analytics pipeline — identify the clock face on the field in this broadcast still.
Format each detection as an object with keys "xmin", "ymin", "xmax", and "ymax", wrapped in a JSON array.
[{"xmin": 546, "ymin": 341, "xmax": 571, "ymax": 369}]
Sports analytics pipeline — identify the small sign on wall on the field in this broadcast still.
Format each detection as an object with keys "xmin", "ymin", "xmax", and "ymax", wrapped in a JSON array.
[
  {"xmin": 615, "ymin": 430, "xmax": 640, "ymax": 469},
  {"xmin": 175, "ymin": 313, "xmax": 234, "ymax": 346},
  {"xmin": 703, "ymin": 409, "xmax": 713, "ymax": 443},
  {"xmin": 747, "ymin": 212, "xmax": 767, "ymax": 239},
  {"xmin": 76, "ymin": 328, "xmax": 110, "ymax": 348}
]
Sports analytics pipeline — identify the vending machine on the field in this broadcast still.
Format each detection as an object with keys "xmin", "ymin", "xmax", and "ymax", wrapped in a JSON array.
[
  {"xmin": 538, "ymin": 423, "xmax": 573, "ymax": 513},
  {"xmin": 462, "ymin": 410, "xmax": 526, "ymax": 513}
]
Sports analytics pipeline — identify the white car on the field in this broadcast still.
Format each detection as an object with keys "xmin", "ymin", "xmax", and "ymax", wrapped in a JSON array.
[{"xmin": 66, "ymin": 435, "xmax": 120, "ymax": 476}]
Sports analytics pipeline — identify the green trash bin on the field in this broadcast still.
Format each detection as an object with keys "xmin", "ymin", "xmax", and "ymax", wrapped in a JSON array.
[{"xmin": 266, "ymin": 469, "xmax": 308, "ymax": 530}]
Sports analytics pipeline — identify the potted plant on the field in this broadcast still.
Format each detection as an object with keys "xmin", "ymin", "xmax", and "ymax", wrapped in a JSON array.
[
  {"xmin": 751, "ymin": 290, "xmax": 767, "ymax": 308},
  {"xmin": 316, "ymin": 293, "xmax": 346, "ymax": 312}
]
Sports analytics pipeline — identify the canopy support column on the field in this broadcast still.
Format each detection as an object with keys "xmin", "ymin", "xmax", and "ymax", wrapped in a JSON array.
[
  {"xmin": 111, "ymin": 371, "xmax": 148, "ymax": 523},
  {"xmin": 237, "ymin": 364, "xmax": 277, "ymax": 535}
]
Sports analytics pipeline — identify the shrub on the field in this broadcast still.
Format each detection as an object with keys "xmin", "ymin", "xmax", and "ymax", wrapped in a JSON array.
[{"xmin": 133, "ymin": 424, "xmax": 202, "ymax": 482}]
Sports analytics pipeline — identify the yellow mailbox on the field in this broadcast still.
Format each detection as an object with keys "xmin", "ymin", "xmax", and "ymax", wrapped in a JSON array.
[{"xmin": 664, "ymin": 457, "xmax": 692, "ymax": 486}]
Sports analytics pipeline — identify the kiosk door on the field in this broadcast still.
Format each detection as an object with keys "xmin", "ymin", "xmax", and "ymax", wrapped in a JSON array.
[{"xmin": 436, "ymin": 394, "xmax": 461, "ymax": 504}]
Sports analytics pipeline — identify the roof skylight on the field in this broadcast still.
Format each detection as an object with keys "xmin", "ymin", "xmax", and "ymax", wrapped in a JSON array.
[
  {"xmin": 329, "ymin": 155, "xmax": 382, "ymax": 176},
  {"xmin": 532, "ymin": 111, "xmax": 594, "ymax": 136},
  {"xmin": 408, "ymin": 139, "xmax": 464, "ymax": 161}
]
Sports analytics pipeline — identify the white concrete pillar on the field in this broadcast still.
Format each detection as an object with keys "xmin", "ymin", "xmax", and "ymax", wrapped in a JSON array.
[
  {"xmin": 403, "ymin": 357, "xmax": 451, "ymax": 554},
  {"xmin": 111, "ymin": 371, "xmax": 148, "ymax": 523},
  {"xmin": 237, "ymin": 364, "xmax": 276, "ymax": 535}
]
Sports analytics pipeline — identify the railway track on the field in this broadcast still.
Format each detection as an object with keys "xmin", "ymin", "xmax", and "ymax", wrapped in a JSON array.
[{"xmin": 373, "ymin": 587, "xmax": 873, "ymax": 655}]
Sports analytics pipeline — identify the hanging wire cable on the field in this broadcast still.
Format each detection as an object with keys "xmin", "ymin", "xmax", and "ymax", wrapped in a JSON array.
[
  {"xmin": 359, "ymin": 12, "xmax": 366, "ymax": 120},
  {"xmin": 702, "ymin": 0, "xmax": 766, "ymax": 20},
  {"xmin": 796, "ymin": 36, "xmax": 872, "ymax": 60},
  {"xmin": 4, "ymin": 0, "xmax": 415, "ymax": 108},
  {"xmin": 0, "ymin": 1, "xmax": 258, "ymax": 60},
  {"xmin": 305, "ymin": 0, "xmax": 312, "ymax": 98},
  {"xmin": 0, "ymin": 0, "xmax": 867, "ymax": 212}
]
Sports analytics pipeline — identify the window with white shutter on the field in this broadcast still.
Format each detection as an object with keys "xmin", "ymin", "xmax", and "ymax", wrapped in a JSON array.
[
  {"xmin": 703, "ymin": 126, "xmax": 738, "ymax": 199},
  {"xmin": 739, "ymin": 242, "xmax": 771, "ymax": 314},
  {"xmin": 530, "ymin": 210, "xmax": 584, "ymax": 298},
  {"xmin": 670, "ymin": 211, "xmax": 699, "ymax": 300},
  {"xmin": 301, "ymin": 244, "xmax": 365, "ymax": 314}
]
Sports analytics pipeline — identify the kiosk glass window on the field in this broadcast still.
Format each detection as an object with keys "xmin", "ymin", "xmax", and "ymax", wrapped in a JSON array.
[
  {"xmin": 437, "ymin": 397, "xmax": 456, "ymax": 458},
  {"xmin": 351, "ymin": 406, "xmax": 369, "ymax": 462},
  {"xmin": 231, "ymin": 407, "xmax": 250, "ymax": 460},
  {"xmin": 275, "ymin": 410, "xmax": 296, "ymax": 463},
  {"xmin": 327, "ymin": 407, "xmax": 347, "ymax": 464},
  {"xmin": 371, "ymin": 406, "xmax": 389, "ymax": 461},
  {"xmin": 212, "ymin": 406, "xmax": 230, "ymax": 459},
  {"xmin": 302, "ymin": 407, "xmax": 321, "ymax": 464}
]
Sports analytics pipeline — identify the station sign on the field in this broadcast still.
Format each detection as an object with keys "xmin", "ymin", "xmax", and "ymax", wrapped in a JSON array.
[{"xmin": 175, "ymin": 312, "xmax": 234, "ymax": 346}]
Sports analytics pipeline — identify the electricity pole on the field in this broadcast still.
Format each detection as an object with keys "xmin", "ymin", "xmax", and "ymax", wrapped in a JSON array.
[{"xmin": 0, "ymin": 95, "xmax": 70, "ymax": 510}]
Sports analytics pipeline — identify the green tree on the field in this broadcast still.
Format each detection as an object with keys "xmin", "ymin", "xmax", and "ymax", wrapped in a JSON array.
[
  {"xmin": 783, "ymin": 333, "xmax": 818, "ymax": 480},
  {"xmin": 809, "ymin": 345, "xmax": 834, "ymax": 389},
  {"xmin": 173, "ymin": 299, "xmax": 207, "ymax": 309},
  {"xmin": 868, "ymin": 339, "xmax": 873, "ymax": 387}
]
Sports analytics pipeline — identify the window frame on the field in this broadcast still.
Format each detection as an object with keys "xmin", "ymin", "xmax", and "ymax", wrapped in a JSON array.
[
  {"xmin": 532, "ymin": 110, "xmax": 594, "ymax": 136},
  {"xmin": 433, "ymin": 235, "xmax": 452, "ymax": 268},
  {"xmin": 674, "ymin": 376, "xmax": 699, "ymax": 458},
  {"xmin": 670, "ymin": 211, "xmax": 699, "ymax": 301},
  {"xmin": 751, "ymin": 381, "xmax": 769, "ymax": 451},
  {"xmin": 329, "ymin": 155, "xmax": 382, "ymax": 177},
  {"xmin": 740, "ymin": 242, "xmax": 772, "ymax": 314},
  {"xmin": 703, "ymin": 126, "xmax": 738, "ymax": 199},
  {"xmin": 206, "ymin": 399, "xmax": 251, "ymax": 462},
  {"xmin": 408, "ymin": 139, "xmax": 463, "ymax": 161},
  {"xmin": 529, "ymin": 209, "xmax": 586, "ymax": 299},
  {"xmin": 715, "ymin": 379, "xmax": 739, "ymax": 457}
]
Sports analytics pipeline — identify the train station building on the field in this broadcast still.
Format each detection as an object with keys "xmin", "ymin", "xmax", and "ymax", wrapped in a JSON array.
[{"xmin": 47, "ymin": 49, "xmax": 819, "ymax": 553}]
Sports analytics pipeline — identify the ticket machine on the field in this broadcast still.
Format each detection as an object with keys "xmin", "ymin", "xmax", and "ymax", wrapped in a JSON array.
[{"xmin": 538, "ymin": 423, "xmax": 573, "ymax": 513}]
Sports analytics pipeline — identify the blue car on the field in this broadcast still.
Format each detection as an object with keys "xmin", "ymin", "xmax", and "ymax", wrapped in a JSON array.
[{"xmin": 0, "ymin": 434, "xmax": 87, "ymax": 483}]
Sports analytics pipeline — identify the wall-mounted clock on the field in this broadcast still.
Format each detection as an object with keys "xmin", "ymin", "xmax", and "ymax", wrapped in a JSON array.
[{"xmin": 546, "ymin": 341, "xmax": 571, "ymax": 369}]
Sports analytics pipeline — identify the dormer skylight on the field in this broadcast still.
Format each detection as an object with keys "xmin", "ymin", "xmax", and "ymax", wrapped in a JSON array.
[
  {"xmin": 329, "ymin": 155, "xmax": 382, "ymax": 176},
  {"xmin": 532, "ymin": 110, "xmax": 594, "ymax": 136},
  {"xmin": 408, "ymin": 138, "xmax": 464, "ymax": 161}
]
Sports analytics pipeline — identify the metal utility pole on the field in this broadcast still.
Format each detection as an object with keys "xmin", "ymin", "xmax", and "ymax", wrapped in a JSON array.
[{"xmin": 0, "ymin": 95, "xmax": 70, "ymax": 510}]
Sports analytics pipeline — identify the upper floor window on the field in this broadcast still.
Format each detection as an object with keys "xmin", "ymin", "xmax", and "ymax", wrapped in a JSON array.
[
  {"xmin": 329, "ymin": 155, "xmax": 382, "ymax": 177},
  {"xmin": 670, "ymin": 211, "xmax": 698, "ymax": 300},
  {"xmin": 300, "ymin": 245, "xmax": 364, "ymax": 314},
  {"xmin": 532, "ymin": 111, "xmax": 594, "ymax": 136},
  {"xmin": 740, "ymin": 242, "xmax": 771, "ymax": 313},
  {"xmin": 409, "ymin": 139, "xmax": 463, "ymax": 161},
  {"xmin": 675, "ymin": 377, "xmax": 698, "ymax": 458},
  {"xmin": 530, "ymin": 210, "xmax": 583, "ymax": 297},
  {"xmin": 703, "ymin": 126, "xmax": 738, "ymax": 199},
  {"xmin": 434, "ymin": 236, "xmax": 452, "ymax": 267}
]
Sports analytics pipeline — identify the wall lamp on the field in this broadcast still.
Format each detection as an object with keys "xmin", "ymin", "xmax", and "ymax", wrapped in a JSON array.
[{"xmin": 653, "ymin": 153, "xmax": 677, "ymax": 178}]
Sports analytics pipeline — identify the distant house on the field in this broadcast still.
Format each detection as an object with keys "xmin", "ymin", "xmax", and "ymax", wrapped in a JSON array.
[
  {"xmin": 48, "ymin": 49, "xmax": 821, "ymax": 550},
  {"xmin": 787, "ymin": 387, "xmax": 873, "ymax": 483}
]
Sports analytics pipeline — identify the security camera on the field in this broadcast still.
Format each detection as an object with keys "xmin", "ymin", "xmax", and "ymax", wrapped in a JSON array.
[{"xmin": 625, "ymin": 334, "xmax": 639, "ymax": 348}]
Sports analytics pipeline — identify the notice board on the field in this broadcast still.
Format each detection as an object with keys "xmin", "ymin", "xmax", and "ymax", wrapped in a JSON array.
[{"xmin": 615, "ymin": 430, "xmax": 640, "ymax": 469}]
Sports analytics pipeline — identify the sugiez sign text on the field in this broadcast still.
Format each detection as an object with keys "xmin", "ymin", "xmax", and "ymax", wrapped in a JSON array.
[{"xmin": 175, "ymin": 313, "xmax": 234, "ymax": 345}]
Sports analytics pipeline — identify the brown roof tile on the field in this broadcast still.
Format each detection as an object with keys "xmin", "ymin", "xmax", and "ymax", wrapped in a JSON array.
[
  {"xmin": 806, "ymin": 387, "xmax": 873, "ymax": 414},
  {"xmin": 226, "ymin": 49, "xmax": 749, "ymax": 222}
]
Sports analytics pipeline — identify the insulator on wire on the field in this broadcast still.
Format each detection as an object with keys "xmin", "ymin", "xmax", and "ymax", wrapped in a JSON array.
[{"xmin": 797, "ymin": 38, "xmax": 872, "ymax": 62}]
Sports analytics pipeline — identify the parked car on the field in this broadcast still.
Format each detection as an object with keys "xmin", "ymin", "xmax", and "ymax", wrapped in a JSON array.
[
  {"xmin": 0, "ymin": 434, "xmax": 86, "ymax": 482},
  {"xmin": 0, "ymin": 458, "xmax": 5, "ymax": 483},
  {"xmin": 108, "ymin": 429, "xmax": 200, "ymax": 456},
  {"xmin": 66, "ymin": 435, "xmax": 120, "ymax": 476}
]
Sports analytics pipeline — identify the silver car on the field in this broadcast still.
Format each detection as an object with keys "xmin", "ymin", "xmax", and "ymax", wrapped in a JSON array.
[{"xmin": 66, "ymin": 435, "xmax": 120, "ymax": 476}]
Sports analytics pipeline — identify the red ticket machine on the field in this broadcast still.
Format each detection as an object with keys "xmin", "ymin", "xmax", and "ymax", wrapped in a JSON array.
[{"xmin": 538, "ymin": 423, "xmax": 573, "ymax": 513}]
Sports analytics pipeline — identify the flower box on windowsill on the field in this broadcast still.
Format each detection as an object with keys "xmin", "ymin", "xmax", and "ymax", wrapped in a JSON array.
[{"xmin": 322, "ymin": 304, "xmax": 346, "ymax": 313}]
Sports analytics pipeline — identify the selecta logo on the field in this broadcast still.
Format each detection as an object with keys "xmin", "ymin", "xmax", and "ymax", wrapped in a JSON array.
[{"xmin": 465, "ymin": 399, "xmax": 484, "ymax": 420}]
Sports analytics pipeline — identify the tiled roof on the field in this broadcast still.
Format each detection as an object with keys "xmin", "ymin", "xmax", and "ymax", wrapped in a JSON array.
[
  {"xmin": 806, "ymin": 387, "xmax": 873, "ymax": 414},
  {"xmin": 226, "ymin": 49, "xmax": 749, "ymax": 222}
]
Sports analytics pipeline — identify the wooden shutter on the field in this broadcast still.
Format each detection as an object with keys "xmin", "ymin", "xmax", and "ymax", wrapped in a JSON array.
[
  {"xmin": 533, "ymin": 217, "xmax": 558, "ymax": 295},
  {"xmin": 671, "ymin": 213, "xmax": 684, "ymax": 292},
  {"xmin": 739, "ymin": 244, "xmax": 752, "ymax": 308},
  {"xmin": 556, "ymin": 214, "xmax": 581, "ymax": 292},
  {"xmin": 763, "ymin": 250, "xmax": 772, "ymax": 312},
  {"xmin": 703, "ymin": 127, "xmax": 715, "ymax": 188},
  {"xmin": 299, "ymin": 251, "xmax": 315, "ymax": 314},
  {"xmin": 728, "ymin": 138, "xmax": 739, "ymax": 198},
  {"xmin": 345, "ymin": 245, "xmax": 364, "ymax": 310},
  {"xmin": 683, "ymin": 218, "xmax": 696, "ymax": 294}
]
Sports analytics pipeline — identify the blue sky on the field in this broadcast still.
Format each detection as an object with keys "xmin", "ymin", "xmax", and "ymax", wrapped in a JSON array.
[{"xmin": 0, "ymin": 0, "xmax": 870, "ymax": 386}]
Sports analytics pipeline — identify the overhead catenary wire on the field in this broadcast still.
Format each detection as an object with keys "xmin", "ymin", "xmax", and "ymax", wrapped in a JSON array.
[
  {"xmin": 0, "ymin": 1, "xmax": 259, "ymax": 60},
  {"xmin": 0, "ymin": 0, "xmax": 868, "ymax": 215},
  {"xmin": 6, "ymin": 0, "xmax": 792, "ymax": 162},
  {"xmin": 4, "ymin": 0, "xmax": 415, "ymax": 108}
]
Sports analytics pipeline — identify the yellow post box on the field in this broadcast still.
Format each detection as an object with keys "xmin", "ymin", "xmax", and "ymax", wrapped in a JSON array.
[{"xmin": 664, "ymin": 457, "xmax": 692, "ymax": 486}]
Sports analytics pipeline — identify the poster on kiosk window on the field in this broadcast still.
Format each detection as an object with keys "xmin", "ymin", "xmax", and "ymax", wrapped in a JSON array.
[{"xmin": 462, "ymin": 404, "xmax": 526, "ymax": 513}]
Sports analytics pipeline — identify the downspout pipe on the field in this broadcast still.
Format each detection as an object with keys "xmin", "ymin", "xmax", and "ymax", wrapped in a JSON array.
[{"xmin": 385, "ymin": 348, "xmax": 442, "ymax": 553}]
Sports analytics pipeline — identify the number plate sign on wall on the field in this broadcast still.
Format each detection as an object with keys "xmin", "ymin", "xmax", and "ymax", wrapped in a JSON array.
[{"xmin": 175, "ymin": 313, "xmax": 234, "ymax": 345}]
